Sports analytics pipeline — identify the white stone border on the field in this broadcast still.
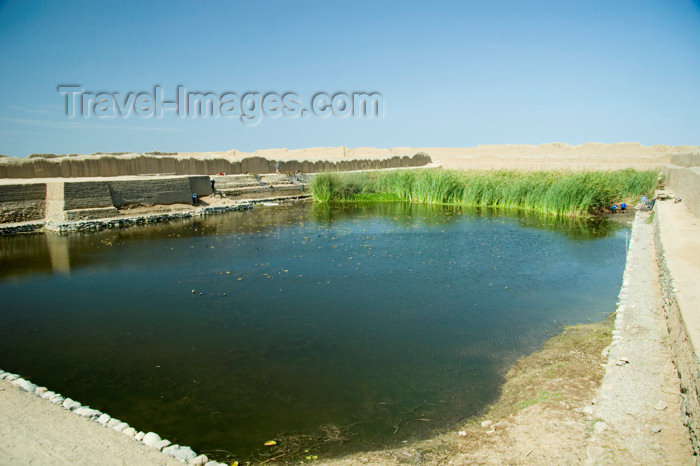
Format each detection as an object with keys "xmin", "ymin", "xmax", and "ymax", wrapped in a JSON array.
[{"xmin": 0, "ymin": 369, "xmax": 227, "ymax": 465}]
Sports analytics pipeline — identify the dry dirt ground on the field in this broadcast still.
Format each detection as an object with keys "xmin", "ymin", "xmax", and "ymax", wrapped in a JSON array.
[{"xmin": 0, "ymin": 377, "xmax": 180, "ymax": 466}]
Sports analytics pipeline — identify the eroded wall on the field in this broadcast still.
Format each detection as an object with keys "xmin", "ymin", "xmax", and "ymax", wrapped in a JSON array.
[
  {"xmin": 0, "ymin": 154, "xmax": 432, "ymax": 179},
  {"xmin": 1, "ymin": 176, "xmax": 214, "ymax": 224},
  {"xmin": 108, "ymin": 177, "xmax": 211, "ymax": 207},
  {"xmin": 0, "ymin": 183, "xmax": 46, "ymax": 223},
  {"xmin": 666, "ymin": 152, "xmax": 700, "ymax": 217}
]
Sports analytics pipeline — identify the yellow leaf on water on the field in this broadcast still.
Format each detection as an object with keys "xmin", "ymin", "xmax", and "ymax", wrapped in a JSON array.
[{"xmin": 264, "ymin": 440, "xmax": 277, "ymax": 446}]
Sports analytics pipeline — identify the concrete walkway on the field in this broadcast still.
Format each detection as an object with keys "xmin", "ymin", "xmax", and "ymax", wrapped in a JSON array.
[
  {"xmin": 655, "ymin": 199, "xmax": 700, "ymax": 352},
  {"xmin": 585, "ymin": 209, "xmax": 694, "ymax": 464},
  {"xmin": 655, "ymin": 196, "xmax": 700, "ymax": 455}
]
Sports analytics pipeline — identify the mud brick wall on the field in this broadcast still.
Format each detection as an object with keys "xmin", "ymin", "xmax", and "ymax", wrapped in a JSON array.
[
  {"xmin": 0, "ymin": 154, "xmax": 432, "ymax": 178},
  {"xmin": 0, "ymin": 183, "xmax": 46, "ymax": 222},
  {"xmin": 666, "ymin": 153, "xmax": 700, "ymax": 217}
]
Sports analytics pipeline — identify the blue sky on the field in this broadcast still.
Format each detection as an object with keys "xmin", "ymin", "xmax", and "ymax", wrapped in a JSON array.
[{"xmin": 0, "ymin": 0, "xmax": 699, "ymax": 157}]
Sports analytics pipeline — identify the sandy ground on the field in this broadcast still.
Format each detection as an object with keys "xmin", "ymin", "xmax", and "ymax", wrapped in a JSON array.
[
  {"xmin": 179, "ymin": 142, "xmax": 697, "ymax": 169},
  {"xmin": 176, "ymin": 142, "xmax": 697, "ymax": 171},
  {"xmin": 0, "ymin": 377, "xmax": 180, "ymax": 465}
]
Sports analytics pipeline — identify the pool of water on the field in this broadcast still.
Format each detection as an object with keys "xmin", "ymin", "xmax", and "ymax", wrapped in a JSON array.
[{"xmin": 0, "ymin": 201, "xmax": 628, "ymax": 461}]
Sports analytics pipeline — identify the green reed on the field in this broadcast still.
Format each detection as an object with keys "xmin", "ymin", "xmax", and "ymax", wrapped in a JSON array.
[{"xmin": 310, "ymin": 169, "xmax": 658, "ymax": 217}]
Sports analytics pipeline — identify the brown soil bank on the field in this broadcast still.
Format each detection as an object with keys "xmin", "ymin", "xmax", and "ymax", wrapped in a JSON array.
[{"xmin": 2, "ymin": 143, "xmax": 698, "ymax": 178}]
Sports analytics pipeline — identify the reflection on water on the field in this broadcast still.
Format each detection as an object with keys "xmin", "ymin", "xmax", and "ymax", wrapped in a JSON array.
[
  {"xmin": 0, "ymin": 201, "xmax": 628, "ymax": 461},
  {"xmin": 1, "ymin": 202, "xmax": 622, "ymax": 281}
]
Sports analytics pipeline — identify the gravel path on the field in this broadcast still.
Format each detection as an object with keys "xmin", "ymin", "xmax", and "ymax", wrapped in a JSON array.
[{"xmin": 585, "ymin": 210, "xmax": 693, "ymax": 464}]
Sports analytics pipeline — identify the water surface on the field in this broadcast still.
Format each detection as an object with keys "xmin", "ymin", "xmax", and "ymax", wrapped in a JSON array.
[{"xmin": 0, "ymin": 201, "xmax": 628, "ymax": 461}]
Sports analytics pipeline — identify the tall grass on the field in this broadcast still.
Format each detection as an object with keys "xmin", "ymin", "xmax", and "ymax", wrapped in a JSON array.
[
  {"xmin": 308, "ymin": 172, "xmax": 376, "ymax": 203},
  {"xmin": 310, "ymin": 169, "xmax": 657, "ymax": 217}
]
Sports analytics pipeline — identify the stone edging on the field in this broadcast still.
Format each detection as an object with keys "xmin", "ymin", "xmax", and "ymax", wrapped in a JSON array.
[
  {"xmin": 653, "ymin": 209, "xmax": 700, "ymax": 455},
  {"xmin": 0, "ymin": 221, "xmax": 44, "ymax": 235},
  {"xmin": 0, "ymin": 194, "xmax": 311, "ymax": 235},
  {"xmin": 0, "ymin": 369, "xmax": 225, "ymax": 465},
  {"xmin": 44, "ymin": 202, "xmax": 255, "ymax": 232}
]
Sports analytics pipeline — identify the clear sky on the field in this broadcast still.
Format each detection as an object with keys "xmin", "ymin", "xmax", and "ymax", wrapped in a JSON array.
[{"xmin": 1, "ymin": 0, "xmax": 699, "ymax": 157}]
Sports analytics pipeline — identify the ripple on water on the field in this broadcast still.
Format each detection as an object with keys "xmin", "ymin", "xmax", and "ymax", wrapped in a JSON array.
[{"xmin": 0, "ymin": 202, "xmax": 628, "ymax": 460}]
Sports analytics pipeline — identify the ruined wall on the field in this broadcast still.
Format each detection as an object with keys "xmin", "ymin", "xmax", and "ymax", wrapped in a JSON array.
[
  {"xmin": 107, "ymin": 176, "xmax": 211, "ymax": 207},
  {"xmin": 0, "ymin": 183, "xmax": 46, "ymax": 223},
  {"xmin": 188, "ymin": 177, "xmax": 214, "ymax": 198},
  {"xmin": 0, "ymin": 154, "xmax": 432, "ymax": 179},
  {"xmin": 670, "ymin": 152, "xmax": 700, "ymax": 168},
  {"xmin": 0, "ymin": 176, "xmax": 215, "ymax": 224},
  {"xmin": 63, "ymin": 181, "xmax": 113, "ymax": 210},
  {"xmin": 665, "ymin": 152, "xmax": 700, "ymax": 217}
]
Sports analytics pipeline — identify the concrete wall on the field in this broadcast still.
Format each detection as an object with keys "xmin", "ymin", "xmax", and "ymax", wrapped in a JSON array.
[
  {"xmin": 0, "ymin": 183, "xmax": 46, "ymax": 223},
  {"xmin": 0, "ymin": 154, "xmax": 432, "ymax": 179},
  {"xmin": 665, "ymin": 152, "xmax": 700, "ymax": 217}
]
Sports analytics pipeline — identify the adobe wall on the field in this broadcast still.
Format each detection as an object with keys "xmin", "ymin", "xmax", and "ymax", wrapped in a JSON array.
[
  {"xmin": 671, "ymin": 152, "xmax": 700, "ymax": 168},
  {"xmin": 64, "ymin": 181, "xmax": 113, "ymax": 210},
  {"xmin": 0, "ymin": 176, "xmax": 214, "ymax": 224},
  {"xmin": 0, "ymin": 154, "xmax": 432, "ymax": 179},
  {"xmin": 665, "ymin": 152, "xmax": 700, "ymax": 217},
  {"xmin": 107, "ymin": 176, "xmax": 211, "ymax": 207},
  {"xmin": 0, "ymin": 183, "xmax": 46, "ymax": 223}
]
